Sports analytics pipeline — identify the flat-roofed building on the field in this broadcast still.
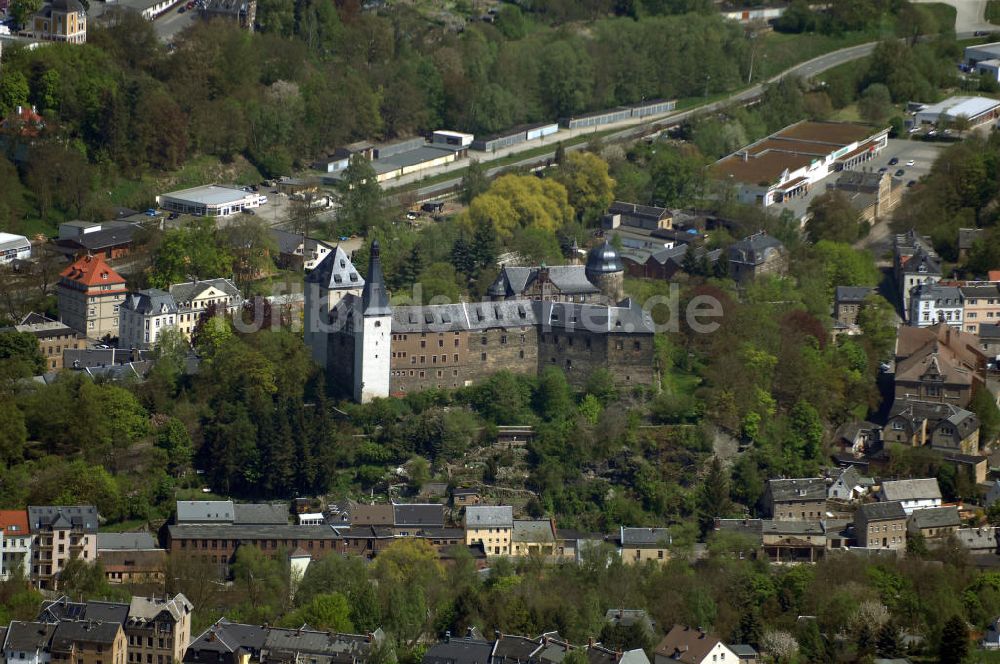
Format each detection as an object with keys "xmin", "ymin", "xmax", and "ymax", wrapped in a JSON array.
[
  {"xmin": 712, "ymin": 121, "xmax": 889, "ymax": 207},
  {"xmin": 914, "ymin": 96, "xmax": 1000, "ymax": 128},
  {"xmin": 0, "ymin": 232, "xmax": 31, "ymax": 264},
  {"xmin": 156, "ymin": 185, "xmax": 264, "ymax": 217}
]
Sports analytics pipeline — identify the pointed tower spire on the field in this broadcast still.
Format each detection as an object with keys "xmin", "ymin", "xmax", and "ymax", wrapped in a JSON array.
[{"xmin": 361, "ymin": 240, "xmax": 391, "ymax": 316}]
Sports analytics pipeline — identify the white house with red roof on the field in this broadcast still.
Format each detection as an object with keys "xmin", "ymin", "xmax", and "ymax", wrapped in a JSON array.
[
  {"xmin": 56, "ymin": 254, "xmax": 127, "ymax": 339},
  {"xmin": 0, "ymin": 510, "xmax": 31, "ymax": 579}
]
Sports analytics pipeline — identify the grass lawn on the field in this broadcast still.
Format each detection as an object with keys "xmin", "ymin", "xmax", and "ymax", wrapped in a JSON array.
[{"xmin": 831, "ymin": 103, "xmax": 863, "ymax": 122}]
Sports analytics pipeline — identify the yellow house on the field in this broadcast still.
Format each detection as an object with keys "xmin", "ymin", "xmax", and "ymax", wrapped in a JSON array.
[
  {"xmin": 169, "ymin": 278, "xmax": 243, "ymax": 340},
  {"xmin": 619, "ymin": 526, "xmax": 671, "ymax": 565},
  {"xmin": 30, "ymin": 0, "xmax": 86, "ymax": 43},
  {"xmin": 464, "ymin": 505, "xmax": 512, "ymax": 556}
]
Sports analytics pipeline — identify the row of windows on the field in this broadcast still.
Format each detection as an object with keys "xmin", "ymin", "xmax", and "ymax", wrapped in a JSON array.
[
  {"xmin": 391, "ymin": 369, "xmax": 460, "ymax": 379},
  {"xmin": 868, "ymin": 523, "xmax": 903, "ymax": 532}
]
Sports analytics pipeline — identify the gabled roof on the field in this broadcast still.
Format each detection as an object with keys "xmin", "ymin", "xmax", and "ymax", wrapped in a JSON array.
[
  {"xmin": 97, "ymin": 532, "xmax": 158, "ymax": 550},
  {"xmin": 393, "ymin": 503, "xmax": 445, "ymax": 528},
  {"xmin": 493, "ymin": 634, "xmax": 542, "ymax": 663},
  {"xmin": 858, "ymin": 501, "xmax": 907, "ymax": 522},
  {"xmin": 176, "ymin": 500, "xmax": 235, "ymax": 523},
  {"xmin": 654, "ymin": 625, "xmax": 726, "ymax": 664},
  {"xmin": 488, "ymin": 265, "xmax": 599, "ymax": 298},
  {"xmin": 512, "ymin": 519, "xmax": 556, "ymax": 543},
  {"xmin": 465, "ymin": 505, "xmax": 513, "ymax": 528},
  {"xmin": 351, "ymin": 503, "xmax": 394, "ymax": 527},
  {"xmin": 835, "ymin": 286, "xmax": 875, "ymax": 303},
  {"xmin": 728, "ymin": 232, "xmax": 784, "ymax": 266},
  {"xmin": 620, "ymin": 527, "xmax": 671, "ymax": 547},
  {"xmin": 123, "ymin": 289, "xmax": 178, "ymax": 316},
  {"xmin": 4, "ymin": 621, "xmax": 57, "ymax": 652},
  {"xmin": 127, "ymin": 595, "xmax": 193, "ymax": 624},
  {"xmin": 305, "ymin": 245, "xmax": 364, "ymax": 290},
  {"xmin": 423, "ymin": 638, "xmax": 493, "ymax": 664},
  {"xmin": 50, "ymin": 620, "xmax": 122, "ymax": 651},
  {"xmin": 0, "ymin": 509, "xmax": 29, "ymax": 537},
  {"xmin": 908, "ymin": 506, "xmax": 960, "ymax": 530},
  {"xmin": 270, "ymin": 229, "xmax": 333, "ymax": 256},
  {"xmin": 233, "ymin": 503, "xmax": 288, "ymax": 525},
  {"xmin": 38, "ymin": 598, "xmax": 129, "ymax": 625},
  {"xmin": 767, "ymin": 477, "xmax": 827, "ymax": 502},
  {"xmin": 59, "ymin": 255, "xmax": 126, "ymax": 289},
  {"xmin": 168, "ymin": 279, "xmax": 241, "ymax": 306},
  {"xmin": 879, "ymin": 478, "xmax": 942, "ymax": 502},
  {"xmin": 28, "ymin": 505, "xmax": 98, "ymax": 533}
]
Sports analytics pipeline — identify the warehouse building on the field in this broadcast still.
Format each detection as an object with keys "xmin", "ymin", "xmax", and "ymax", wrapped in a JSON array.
[
  {"xmin": 471, "ymin": 122, "xmax": 559, "ymax": 152},
  {"xmin": 913, "ymin": 96, "xmax": 1000, "ymax": 128},
  {"xmin": 0, "ymin": 232, "xmax": 31, "ymax": 264}
]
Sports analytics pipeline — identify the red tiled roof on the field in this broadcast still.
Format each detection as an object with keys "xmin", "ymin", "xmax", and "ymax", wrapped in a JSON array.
[
  {"xmin": 0, "ymin": 510, "xmax": 29, "ymax": 537},
  {"xmin": 59, "ymin": 254, "xmax": 126, "ymax": 288}
]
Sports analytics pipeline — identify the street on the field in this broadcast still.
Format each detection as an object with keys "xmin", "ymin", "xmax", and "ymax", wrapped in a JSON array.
[{"xmin": 153, "ymin": 3, "xmax": 198, "ymax": 41}]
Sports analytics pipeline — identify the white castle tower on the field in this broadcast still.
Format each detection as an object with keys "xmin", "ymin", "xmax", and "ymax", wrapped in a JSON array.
[
  {"xmin": 304, "ymin": 245, "xmax": 364, "ymax": 368},
  {"xmin": 354, "ymin": 240, "xmax": 392, "ymax": 403}
]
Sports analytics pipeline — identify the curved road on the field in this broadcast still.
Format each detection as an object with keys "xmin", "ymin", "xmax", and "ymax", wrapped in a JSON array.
[{"xmin": 403, "ymin": 29, "xmax": 991, "ymax": 202}]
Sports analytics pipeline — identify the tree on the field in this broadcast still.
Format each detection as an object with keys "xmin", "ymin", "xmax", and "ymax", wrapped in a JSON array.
[
  {"xmin": 876, "ymin": 624, "xmax": 904, "ymax": 659},
  {"xmin": 858, "ymin": 84, "xmax": 893, "ymax": 125},
  {"xmin": 460, "ymin": 160, "xmax": 489, "ymax": 205},
  {"xmin": 857, "ymin": 294, "xmax": 897, "ymax": 361},
  {"xmin": 0, "ymin": 71, "xmax": 29, "ymax": 116},
  {"xmin": 7, "ymin": 0, "xmax": 41, "ymax": 30},
  {"xmin": 554, "ymin": 142, "xmax": 566, "ymax": 165},
  {"xmin": 0, "ymin": 400, "xmax": 26, "ymax": 466},
  {"xmin": 698, "ymin": 457, "xmax": 732, "ymax": 534},
  {"xmin": 649, "ymin": 145, "xmax": 707, "ymax": 208},
  {"xmin": 805, "ymin": 191, "xmax": 863, "ymax": 243},
  {"xmin": 938, "ymin": 615, "xmax": 969, "ymax": 664},
  {"xmin": 0, "ymin": 331, "xmax": 45, "ymax": 379},
  {"xmin": 551, "ymin": 151, "xmax": 615, "ymax": 223},
  {"xmin": 155, "ymin": 417, "xmax": 193, "ymax": 476},
  {"xmin": 225, "ymin": 215, "xmax": 277, "ymax": 291},
  {"xmin": 971, "ymin": 387, "xmax": 1000, "ymax": 445},
  {"xmin": 150, "ymin": 219, "xmax": 234, "ymax": 288},
  {"xmin": 284, "ymin": 592, "xmax": 353, "ymax": 631},
  {"xmin": 335, "ymin": 155, "xmax": 384, "ymax": 236}
]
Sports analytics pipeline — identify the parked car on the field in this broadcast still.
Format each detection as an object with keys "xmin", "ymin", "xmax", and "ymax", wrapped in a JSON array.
[
  {"xmin": 145, "ymin": 208, "xmax": 160, "ymax": 216},
  {"xmin": 888, "ymin": 157, "xmax": 899, "ymax": 165},
  {"xmin": 906, "ymin": 159, "xmax": 915, "ymax": 167},
  {"xmin": 894, "ymin": 169, "xmax": 905, "ymax": 177},
  {"xmin": 167, "ymin": 212, "xmax": 180, "ymax": 220},
  {"xmin": 907, "ymin": 180, "xmax": 917, "ymax": 187},
  {"xmin": 878, "ymin": 167, "xmax": 888, "ymax": 173},
  {"xmin": 405, "ymin": 211, "xmax": 419, "ymax": 220}
]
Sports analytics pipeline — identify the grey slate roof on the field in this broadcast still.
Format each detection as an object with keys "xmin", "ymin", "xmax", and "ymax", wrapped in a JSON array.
[
  {"xmin": 910, "ymin": 283, "xmax": 962, "ymax": 303},
  {"xmin": 50, "ymin": 620, "xmax": 121, "ymax": 651},
  {"xmin": 604, "ymin": 609, "xmax": 655, "ymax": 634},
  {"xmin": 728, "ymin": 232, "xmax": 784, "ymax": 265},
  {"xmin": 608, "ymin": 201, "xmax": 670, "ymax": 223},
  {"xmin": 128, "ymin": 595, "xmax": 193, "ymax": 624},
  {"xmin": 959, "ymin": 284, "xmax": 1000, "ymax": 298},
  {"xmin": 493, "ymin": 635, "xmax": 542, "ymax": 663},
  {"xmin": 97, "ymin": 532, "xmax": 158, "ymax": 550},
  {"xmin": 488, "ymin": 265, "xmax": 599, "ymax": 298},
  {"xmin": 423, "ymin": 638, "xmax": 493, "ymax": 664},
  {"xmin": 270, "ymin": 229, "xmax": 333, "ymax": 256},
  {"xmin": 176, "ymin": 500, "xmax": 235, "ymax": 523},
  {"xmin": 958, "ymin": 227, "xmax": 985, "ymax": 250},
  {"xmin": 361, "ymin": 241, "xmax": 391, "ymax": 316},
  {"xmin": 38, "ymin": 599, "xmax": 130, "ymax": 625},
  {"xmin": 123, "ymin": 289, "xmax": 178, "ymax": 315},
  {"xmin": 880, "ymin": 479, "xmax": 942, "ymax": 502},
  {"xmin": 465, "ymin": 506, "xmax": 513, "ymax": 528},
  {"xmin": 835, "ymin": 286, "xmax": 875, "ymax": 303},
  {"xmin": 4, "ymin": 622, "xmax": 57, "ymax": 652},
  {"xmin": 767, "ymin": 478, "xmax": 827, "ymax": 503},
  {"xmin": 908, "ymin": 506, "xmax": 960, "ymax": 529},
  {"xmin": 28, "ymin": 505, "xmax": 98, "ymax": 533},
  {"xmin": 858, "ymin": 501, "xmax": 907, "ymax": 521},
  {"xmin": 55, "ymin": 221, "xmax": 140, "ymax": 252},
  {"xmin": 981, "ymin": 323, "xmax": 1000, "ymax": 339},
  {"xmin": 168, "ymin": 278, "xmax": 241, "ymax": 307},
  {"xmin": 512, "ymin": 520, "xmax": 555, "ymax": 543},
  {"xmin": 900, "ymin": 248, "xmax": 941, "ymax": 275},
  {"xmin": 234, "ymin": 503, "xmax": 289, "ymax": 525},
  {"xmin": 620, "ymin": 527, "xmax": 671, "ymax": 547},
  {"xmin": 167, "ymin": 524, "xmax": 340, "ymax": 540},
  {"xmin": 306, "ymin": 245, "xmax": 364, "ymax": 290},
  {"xmin": 761, "ymin": 520, "xmax": 825, "ymax": 536},
  {"xmin": 393, "ymin": 503, "xmax": 445, "ymax": 528},
  {"xmin": 956, "ymin": 526, "xmax": 1000, "ymax": 551}
]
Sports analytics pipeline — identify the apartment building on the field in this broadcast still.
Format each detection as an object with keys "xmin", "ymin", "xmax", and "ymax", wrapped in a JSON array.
[
  {"xmin": 28, "ymin": 506, "xmax": 98, "ymax": 590},
  {"xmin": 961, "ymin": 284, "xmax": 1000, "ymax": 334},
  {"xmin": 0, "ymin": 509, "xmax": 32, "ymax": 579},
  {"xmin": 56, "ymin": 255, "xmax": 127, "ymax": 340},
  {"xmin": 464, "ymin": 506, "xmax": 513, "ymax": 556},
  {"xmin": 126, "ymin": 595, "xmax": 194, "ymax": 664}
]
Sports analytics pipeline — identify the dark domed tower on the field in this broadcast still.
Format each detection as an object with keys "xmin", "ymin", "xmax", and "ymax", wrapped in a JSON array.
[{"xmin": 585, "ymin": 240, "xmax": 624, "ymax": 304}]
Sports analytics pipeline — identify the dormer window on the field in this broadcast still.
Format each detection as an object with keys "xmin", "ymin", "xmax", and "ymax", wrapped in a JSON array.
[{"xmin": 101, "ymin": 272, "xmax": 108, "ymax": 279}]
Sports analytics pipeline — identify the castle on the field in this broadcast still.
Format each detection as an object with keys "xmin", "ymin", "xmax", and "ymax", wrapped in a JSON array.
[{"xmin": 304, "ymin": 240, "xmax": 656, "ymax": 403}]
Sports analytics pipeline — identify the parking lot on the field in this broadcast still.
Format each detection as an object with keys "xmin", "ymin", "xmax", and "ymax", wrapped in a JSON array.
[{"xmin": 770, "ymin": 137, "xmax": 949, "ymax": 222}]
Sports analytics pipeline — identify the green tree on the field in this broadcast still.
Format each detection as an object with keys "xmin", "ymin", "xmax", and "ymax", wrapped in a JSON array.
[
  {"xmin": 0, "ymin": 400, "xmax": 27, "ymax": 466},
  {"xmin": 155, "ymin": 417, "xmax": 193, "ymax": 476},
  {"xmin": 335, "ymin": 155, "xmax": 384, "ymax": 236},
  {"xmin": 150, "ymin": 219, "xmax": 234, "ymax": 289},
  {"xmin": 225, "ymin": 215, "xmax": 277, "ymax": 292},
  {"xmin": 698, "ymin": 457, "xmax": 732, "ymax": 533},
  {"xmin": 0, "ymin": 71, "xmax": 30, "ymax": 115},
  {"xmin": 551, "ymin": 151, "xmax": 615, "ymax": 223},
  {"xmin": 805, "ymin": 191, "xmax": 862, "ymax": 243},
  {"xmin": 649, "ymin": 145, "xmax": 706, "ymax": 208},
  {"xmin": 460, "ymin": 159, "xmax": 489, "ymax": 205},
  {"xmin": 284, "ymin": 592, "xmax": 354, "ymax": 631},
  {"xmin": 857, "ymin": 294, "xmax": 897, "ymax": 361},
  {"xmin": 0, "ymin": 330, "xmax": 45, "ymax": 379},
  {"xmin": 938, "ymin": 615, "xmax": 969, "ymax": 664},
  {"xmin": 876, "ymin": 623, "xmax": 904, "ymax": 658},
  {"xmin": 858, "ymin": 83, "xmax": 893, "ymax": 125},
  {"xmin": 971, "ymin": 388, "xmax": 1000, "ymax": 445}
]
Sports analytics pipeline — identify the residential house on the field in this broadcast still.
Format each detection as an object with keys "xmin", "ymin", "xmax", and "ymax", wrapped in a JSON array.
[
  {"xmin": 53, "ymin": 221, "xmax": 140, "ymax": 261},
  {"xmin": 487, "ymin": 265, "xmax": 603, "ymax": 305},
  {"xmin": 877, "ymin": 479, "xmax": 942, "ymax": 515},
  {"xmin": 894, "ymin": 230, "xmax": 941, "ymax": 318},
  {"xmin": 464, "ymin": 506, "xmax": 513, "ymax": 556},
  {"xmin": 894, "ymin": 324, "xmax": 986, "ymax": 408},
  {"xmin": 728, "ymin": 645, "xmax": 758, "ymax": 664},
  {"xmin": 958, "ymin": 228, "xmax": 985, "ymax": 261},
  {"xmin": 492, "ymin": 634, "xmax": 544, "ymax": 664},
  {"xmin": 855, "ymin": 501, "xmax": 907, "ymax": 550},
  {"xmin": 618, "ymin": 527, "xmax": 671, "ymax": 565},
  {"xmin": 0, "ymin": 509, "xmax": 31, "ymax": 579},
  {"xmin": 56, "ymin": 254, "xmax": 127, "ymax": 339},
  {"xmin": 760, "ymin": 520, "xmax": 827, "ymax": 563},
  {"xmin": 653, "ymin": 625, "xmax": 738, "ymax": 664},
  {"xmin": 3, "ymin": 313, "xmax": 86, "ymax": 371},
  {"xmin": 269, "ymin": 229, "xmax": 334, "ymax": 271},
  {"xmin": 185, "ymin": 619, "xmax": 382, "ymax": 664},
  {"xmin": 587, "ymin": 643, "xmax": 649, "ymax": 664},
  {"xmin": 27, "ymin": 0, "xmax": 86, "ymax": 43},
  {"xmin": 960, "ymin": 284, "xmax": 1000, "ymax": 335},
  {"xmin": 883, "ymin": 399, "xmax": 980, "ymax": 454},
  {"xmin": 908, "ymin": 283, "xmax": 963, "ymax": 328},
  {"xmin": 168, "ymin": 279, "xmax": 243, "ymax": 340},
  {"xmin": 907, "ymin": 506, "xmax": 960, "ymax": 540},
  {"xmin": 3, "ymin": 622, "xmax": 58, "ymax": 664},
  {"xmin": 604, "ymin": 610, "xmax": 656, "ymax": 641},
  {"xmin": 956, "ymin": 526, "xmax": 1000, "ymax": 555},
  {"xmin": 125, "ymin": 595, "xmax": 194, "ymax": 664},
  {"xmin": 48, "ymin": 620, "xmax": 125, "ymax": 664},
  {"xmin": 28, "ymin": 505, "xmax": 98, "ymax": 590},
  {"xmin": 834, "ymin": 286, "xmax": 876, "ymax": 328},
  {"xmin": 118, "ymin": 289, "xmax": 179, "ymax": 350},
  {"xmin": 452, "ymin": 488, "xmax": 481, "ymax": 507},
  {"xmin": 96, "ymin": 533, "xmax": 166, "ymax": 585},
  {"xmin": 762, "ymin": 478, "xmax": 827, "ymax": 520},
  {"xmin": 727, "ymin": 232, "xmax": 788, "ymax": 283},
  {"xmin": 422, "ymin": 637, "xmax": 493, "ymax": 664},
  {"xmin": 828, "ymin": 466, "xmax": 872, "ymax": 501},
  {"xmin": 37, "ymin": 597, "xmax": 128, "ymax": 626},
  {"xmin": 511, "ymin": 519, "xmax": 557, "ymax": 557},
  {"xmin": 391, "ymin": 503, "xmax": 445, "ymax": 536}
]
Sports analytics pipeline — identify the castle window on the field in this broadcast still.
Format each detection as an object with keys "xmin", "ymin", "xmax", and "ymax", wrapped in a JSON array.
[
  {"xmin": 421, "ymin": 340, "xmax": 426, "ymax": 348},
  {"xmin": 453, "ymin": 370, "xmax": 458, "ymax": 377},
  {"xmin": 481, "ymin": 336, "xmax": 487, "ymax": 345},
  {"xmin": 520, "ymin": 334, "xmax": 526, "ymax": 343},
  {"xmin": 432, "ymin": 356, "xmax": 437, "ymax": 364},
  {"xmin": 454, "ymin": 338, "xmax": 460, "ymax": 347},
  {"xmin": 420, "ymin": 356, "xmax": 426, "ymax": 364},
  {"xmin": 419, "ymin": 371, "xmax": 425, "ymax": 377},
  {"xmin": 634, "ymin": 341, "xmax": 642, "ymax": 350},
  {"xmin": 481, "ymin": 352, "xmax": 487, "ymax": 361},
  {"xmin": 454, "ymin": 354, "xmax": 458, "ymax": 362},
  {"xmin": 519, "ymin": 350, "xmax": 524, "ymax": 359},
  {"xmin": 374, "ymin": 321, "xmax": 381, "ymax": 327},
  {"xmin": 568, "ymin": 337, "xmax": 573, "ymax": 346},
  {"xmin": 442, "ymin": 355, "xmax": 447, "ymax": 363},
  {"xmin": 566, "ymin": 359, "xmax": 572, "ymax": 369},
  {"xmin": 409, "ymin": 371, "xmax": 414, "ymax": 376},
  {"xmin": 437, "ymin": 371, "xmax": 443, "ymax": 378},
  {"xmin": 411, "ymin": 357, "xmax": 416, "ymax": 364},
  {"xmin": 501, "ymin": 335, "xmax": 507, "ymax": 344},
  {"xmin": 438, "ymin": 339, "xmax": 444, "ymax": 347},
  {"xmin": 615, "ymin": 340, "xmax": 624, "ymax": 350}
]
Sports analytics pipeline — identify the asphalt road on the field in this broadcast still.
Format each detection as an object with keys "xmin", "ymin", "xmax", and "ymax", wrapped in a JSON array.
[{"xmin": 153, "ymin": 3, "xmax": 198, "ymax": 41}]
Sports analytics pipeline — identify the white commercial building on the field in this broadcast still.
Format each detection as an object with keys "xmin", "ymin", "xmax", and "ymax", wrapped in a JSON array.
[
  {"xmin": 431, "ymin": 130, "xmax": 474, "ymax": 148},
  {"xmin": 913, "ymin": 96, "xmax": 1000, "ymax": 128},
  {"xmin": 909, "ymin": 283, "xmax": 964, "ymax": 329},
  {"xmin": 0, "ymin": 232, "xmax": 31, "ymax": 264},
  {"xmin": 156, "ymin": 184, "xmax": 264, "ymax": 217},
  {"xmin": 965, "ymin": 42, "xmax": 1000, "ymax": 66}
]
